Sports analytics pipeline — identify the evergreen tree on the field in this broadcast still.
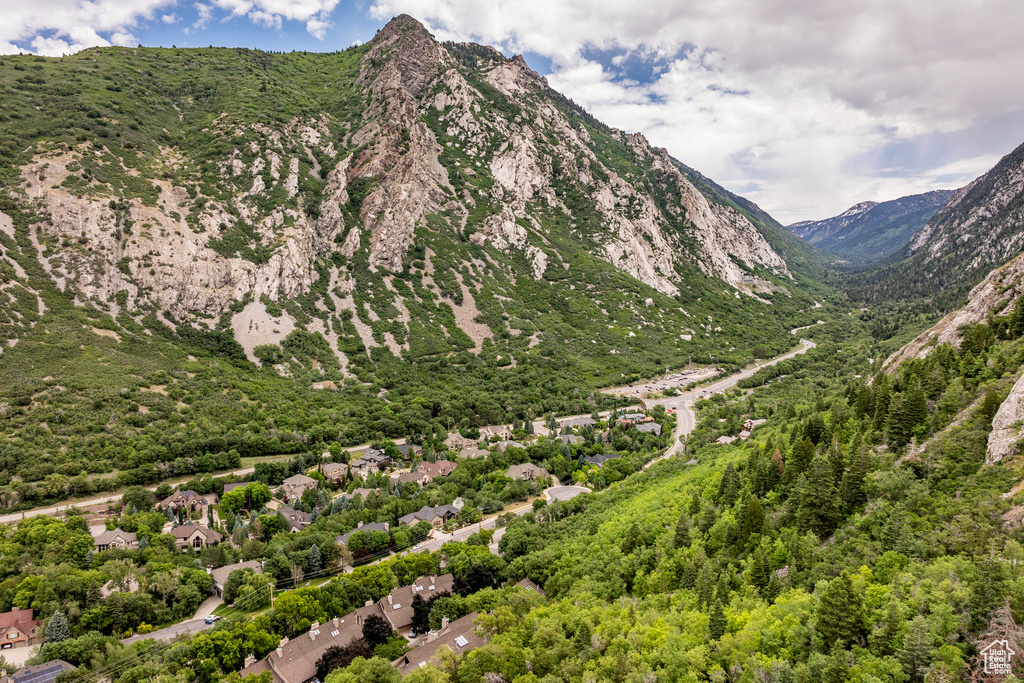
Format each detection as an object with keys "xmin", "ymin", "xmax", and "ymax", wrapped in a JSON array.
[
  {"xmin": 904, "ymin": 382, "xmax": 928, "ymax": 436},
  {"xmin": 696, "ymin": 563, "xmax": 716, "ymax": 608},
  {"xmin": 886, "ymin": 393, "xmax": 910, "ymax": 447},
  {"xmin": 869, "ymin": 593, "xmax": 906, "ymax": 657},
  {"xmin": 138, "ymin": 536, "xmax": 149, "ymax": 550},
  {"xmin": 308, "ymin": 544, "xmax": 322, "ymax": 575},
  {"xmin": 797, "ymin": 456, "xmax": 841, "ymax": 537},
  {"xmin": 739, "ymin": 497, "xmax": 766, "ymax": 542},
  {"xmin": 822, "ymin": 640, "xmax": 851, "ymax": 683},
  {"xmin": 872, "ymin": 373, "xmax": 892, "ymax": 431},
  {"xmin": 525, "ymin": 419, "xmax": 534, "ymax": 435},
  {"xmin": 44, "ymin": 610, "xmax": 71, "ymax": 643},
  {"xmin": 717, "ymin": 464, "xmax": 740, "ymax": 507},
  {"xmin": 86, "ymin": 580, "xmax": 102, "ymax": 608},
  {"xmin": 815, "ymin": 571, "xmax": 864, "ymax": 649},
  {"xmin": 621, "ymin": 523, "xmax": 643, "ymax": 555},
  {"xmin": 708, "ymin": 600, "xmax": 727, "ymax": 640},
  {"xmin": 788, "ymin": 438, "xmax": 816, "ymax": 478},
  {"xmin": 826, "ymin": 434, "xmax": 845, "ymax": 488},
  {"xmin": 898, "ymin": 616, "xmax": 932, "ymax": 682},
  {"xmin": 85, "ymin": 549, "xmax": 93, "ymax": 567},
  {"xmin": 672, "ymin": 515, "xmax": 691, "ymax": 549},
  {"xmin": 747, "ymin": 548, "xmax": 770, "ymax": 592},
  {"xmin": 842, "ymin": 447, "xmax": 872, "ymax": 512}
]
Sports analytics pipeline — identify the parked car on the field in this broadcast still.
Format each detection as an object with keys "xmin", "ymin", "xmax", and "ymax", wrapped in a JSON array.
[{"xmin": 205, "ymin": 615, "xmax": 222, "ymax": 625}]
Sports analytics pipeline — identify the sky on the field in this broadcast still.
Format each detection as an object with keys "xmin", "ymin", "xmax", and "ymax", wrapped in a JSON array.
[{"xmin": 3, "ymin": 1, "xmax": 1024, "ymax": 224}]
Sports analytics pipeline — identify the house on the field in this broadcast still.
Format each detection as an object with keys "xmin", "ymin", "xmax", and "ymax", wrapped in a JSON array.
[
  {"xmin": 350, "ymin": 449, "xmax": 393, "ymax": 476},
  {"xmin": 443, "ymin": 433, "xmax": 473, "ymax": 451},
  {"xmin": 635, "ymin": 422, "xmax": 662, "ymax": 436},
  {"xmin": 583, "ymin": 453, "xmax": 620, "ymax": 468},
  {"xmin": 738, "ymin": 430, "xmax": 752, "ymax": 440},
  {"xmin": 93, "ymin": 528, "xmax": 138, "ymax": 552},
  {"xmin": 398, "ymin": 505, "xmax": 461, "ymax": 528},
  {"xmin": 238, "ymin": 606, "xmax": 384, "ymax": 683},
  {"xmin": 493, "ymin": 440, "xmax": 525, "ymax": 451},
  {"xmin": 715, "ymin": 435, "xmax": 738, "ymax": 445},
  {"xmin": 2, "ymin": 659, "xmax": 75, "ymax": 683},
  {"xmin": 222, "ymin": 482, "xmax": 248, "ymax": 495},
  {"xmin": 336, "ymin": 521, "xmax": 390, "ymax": 546},
  {"xmin": 379, "ymin": 575, "xmax": 455, "ymax": 636},
  {"xmin": 616, "ymin": 413, "xmax": 652, "ymax": 426},
  {"xmin": 392, "ymin": 612, "xmax": 486, "ymax": 677},
  {"xmin": 278, "ymin": 506, "xmax": 312, "ymax": 533},
  {"xmin": 457, "ymin": 447, "xmax": 488, "ymax": 459},
  {"xmin": 321, "ymin": 462, "xmax": 349, "ymax": 484},
  {"xmin": 172, "ymin": 524, "xmax": 223, "ymax": 551},
  {"xmin": 743, "ymin": 418, "xmax": 767, "ymax": 431},
  {"xmin": 479, "ymin": 425, "xmax": 512, "ymax": 441},
  {"xmin": 0, "ymin": 607, "xmax": 40, "ymax": 650},
  {"xmin": 396, "ymin": 443, "xmax": 423, "ymax": 458},
  {"xmin": 557, "ymin": 434, "xmax": 584, "ymax": 445},
  {"xmin": 158, "ymin": 490, "xmax": 212, "ymax": 513},
  {"xmin": 419, "ymin": 460, "xmax": 457, "ymax": 479},
  {"xmin": 397, "ymin": 471, "xmax": 431, "ymax": 487},
  {"xmin": 505, "ymin": 463, "xmax": 550, "ymax": 481},
  {"xmin": 211, "ymin": 560, "xmax": 263, "ymax": 598},
  {"xmin": 560, "ymin": 416, "xmax": 597, "ymax": 429},
  {"xmin": 515, "ymin": 577, "xmax": 546, "ymax": 596},
  {"xmin": 279, "ymin": 474, "xmax": 318, "ymax": 503}
]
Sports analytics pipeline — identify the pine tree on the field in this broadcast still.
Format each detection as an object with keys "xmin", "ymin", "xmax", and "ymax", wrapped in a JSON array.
[
  {"xmin": 44, "ymin": 610, "xmax": 71, "ymax": 643},
  {"xmin": 138, "ymin": 536, "xmax": 149, "ymax": 550},
  {"xmin": 886, "ymin": 393, "xmax": 910, "ymax": 447},
  {"xmin": 86, "ymin": 580, "xmax": 102, "ymax": 608},
  {"xmin": 674, "ymin": 514, "xmax": 691, "ymax": 548},
  {"xmin": 898, "ymin": 616, "xmax": 932, "ymax": 682},
  {"xmin": 85, "ymin": 549, "xmax": 93, "ymax": 567},
  {"xmin": 739, "ymin": 497, "xmax": 765, "ymax": 542},
  {"xmin": 308, "ymin": 543, "xmax": 322, "ymax": 576},
  {"xmin": 696, "ymin": 563, "xmax": 716, "ymax": 608},
  {"xmin": 717, "ymin": 464, "xmax": 740, "ymax": 507},
  {"xmin": 748, "ymin": 548, "xmax": 770, "ymax": 592},
  {"xmin": 788, "ymin": 438, "xmax": 816, "ymax": 478},
  {"xmin": 708, "ymin": 599, "xmax": 727, "ymax": 640},
  {"xmin": 815, "ymin": 571, "xmax": 864, "ymax": 649},
  {"xmin": 525, "ymin": 419, "xmax": 534, "ymax": 435},
  {"xmin": 822, "ymin": 640, "xmax": 851, "ymax": 683},
  {"xmin": 842, "ymin": 447, "xmax": 872, "ymax": 512},
  {"xmin": 872, "ymin": 373, "xmax": 892, "ymax": 431},
  {"xmin": 621, "ymin": 523, "xmax": 643, "ymax": 555},
  {"xmin": 869, "ymin": 593, "xmax": 906, "ymax": 656},
  {"xmin": 904, "ymin": 382, "xmax": 928, "ymax": 436},
  {"xmin": 797, "ymin": 456, "xmax": 841, "ymax": 538},
  {"xmin": 826, "ymin": 434, "xmax": 845, "ymax": 488}
]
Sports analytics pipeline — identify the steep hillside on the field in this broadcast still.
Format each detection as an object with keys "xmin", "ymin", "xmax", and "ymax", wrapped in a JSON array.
[
  {"xmin": 788, "ymin": 190, "xmax": 953, "ymax": 264},
  {"xmin": 0, "ymin": 16, "xmax": 831, "ymax": 504},
  {"xmin": 846, "ymin": 141, "xmax": 1024, "ymax": 308}
]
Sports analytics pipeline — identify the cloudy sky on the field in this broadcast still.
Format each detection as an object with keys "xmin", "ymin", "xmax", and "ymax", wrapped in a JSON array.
[{"xmin": 3, "ymin": 0, "xmax": 1024, "ymax": 223}]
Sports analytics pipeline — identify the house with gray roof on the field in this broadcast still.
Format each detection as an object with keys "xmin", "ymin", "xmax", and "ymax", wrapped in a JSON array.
[
  {"xmin": 635, "ymin": 422, "xmax": 662, "ymax": 435},
  {"xmin": 278, "ymin": 506, "xmax": 312, "ymax": 533},
  {"xmin": 93, "ymin": 528, "xmax": 138, "ymax": 552},
  {"xmin": 392, "ymin": 612, "xmax": 486, "ymax": 677},
  {"xmin": 583, "ymin": 453, "xmax": 621, "ymax": 467},
  {"xmin": 211, "ymin": 560, "xmax": 263, "ymax": 598},
  {"xmin": 398, "ymin": 504, "xmax": 461, "ymax": 528},
  {"xmin": 505, "ymin": 463, "xmax": 549, "ymax": 481}
]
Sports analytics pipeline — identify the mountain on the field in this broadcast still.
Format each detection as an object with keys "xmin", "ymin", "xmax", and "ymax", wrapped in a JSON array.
[
  {"xmin": 0, "ymin": 16, "xmax": 829, "ymax": 502},
  {"xmin": 846, "ymin": 141, "xmax": 1024, "ymax": 309},
  {"xmin": 787, "ymin": 190, "xmax": 953, "ymax": 264}
]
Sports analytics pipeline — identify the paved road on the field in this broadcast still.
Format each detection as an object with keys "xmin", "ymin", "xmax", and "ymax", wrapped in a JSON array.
[
  {"xmin": 545, "ymin": 486, "xmax": 590, "ymax": 503},
  {"xmin": 123, "ymin": 596, "xmax": 222, "ymax": 644},
  {"xmin": 643, "ymin": 338, "xmax": 817, "ymax": 458}
]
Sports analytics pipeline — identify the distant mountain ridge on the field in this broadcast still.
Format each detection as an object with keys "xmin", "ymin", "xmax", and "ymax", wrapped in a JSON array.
[{"xmin": 787, "ymin": 190, "xmax": 954, "ymax": 263}]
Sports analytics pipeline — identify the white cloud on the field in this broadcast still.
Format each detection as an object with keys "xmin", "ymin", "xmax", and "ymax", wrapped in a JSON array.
[
  {"xmin": 0, "ymin": 0, "xmax": 173, "ymax": 56},
  {"xmin": 193, "ymin": 2, "xmax": 214, "ymax": 30},
  {"xmin": 161, "ymin": 13, "xmax": 179, "ymax": 23},
  {"xmin": 212, "ymin": 0, "xmax": 338, "ymax": 37},
  {"xmin": 369, "ymin": 0, "xmax": 1024, "ymax": 222}
]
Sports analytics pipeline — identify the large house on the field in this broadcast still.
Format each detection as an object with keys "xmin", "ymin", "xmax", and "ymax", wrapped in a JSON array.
[
  {"xmin": 0, "ymin": 607, "xmax": 40, "ymax": 650},
  {"xmin": 336, "ymin": 521, "xmax": 390, "ymax": 546},
  {"xmin": 393, "ymin": 612, "xmax": 486, "ymax": 677},
  {"xmin": 583, "ymin": 453, "xmax": 621, "ymax": 468},
  {"xmin": 350, "ymin": 449, "xmax": 393, "ymax": 476},
  {"xmin": 278, "ymin": 506, "xmax": 312, "ymax": 533},
  {"xmin": 237, "ymin": 574, "xmax": 457, "ymax": 683},
  {"xmin": 557, "ymin": 434, "xmax": 584, "ymax": 445},
  {"xmin": 398, "ymin": 505, "xmax": 461, "ymax": 528},
  {"xmin": 379, "ymin": 575, "xmax": 455, "ymax": 636},
  {"xmin": 238, "ymin": 605, "xmax": 383, "ymax": 683},
  {"xmin": 93, "ymin": 528, "xmax": 138, "ymax": 552},
  {"xmin": 634, "ymin": 422, "xmax": 662, "ymax": 436},
  {"xmin": 560, "ymin": 416, "xmax": 597, "ymax": 429},
  {"xmin": 397, "ymin": 471, "xmax": 431, "ymax": 487},
  {"xmin": 279, "ymin": 474, "xmax": 318, "ymax": 503},
  {"xmin": 210, "ymin": 560, "xmax": 263, "ymax": 598},
  {"xmin": 172, "ymin": 524, "xmax": 223, "ymax": 552},
  {"xmin": 396, "ymin": 443, "xmax": 423, "ymax": 459},
  {"xmin": 505, "ymin": 463, "xmax": 550, "ymax": 481},
  {"xmin": 321, "ymin": 463, "xmax": 349, "ymax": 484},
  {"xmin": 1, "ymin": 659, "xmax": 76, "ymax": 683},
  {"xmin": 457, "ymin": 447, "xmax": 488, "ymax": 459},
  {"xmin": 419, "ymin": 460, "xmax": 457, "ymax": 479},
  {"xmin": 616, "ymin": 413, "xmax": 652, "ymax": 426},
  {"xmin": 158, "ymin": 490, "xmax": 212, "ymax": 513}
]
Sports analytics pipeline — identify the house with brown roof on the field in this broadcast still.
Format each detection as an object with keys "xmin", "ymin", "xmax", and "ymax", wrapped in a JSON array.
[
  {"xmin": 392, "ymin": 612, "xmax": 486, "ymax": 677},
  {"xmin": 419, "ymin": 460, "xmax": 457, "ymax": 479},
  {"xmin": 379, "ymin": 575, "xmax": 455, "ymax": 636},
  {"xmin": 172, "ymin": 524, "xmax": 223, "ymax": 552},
  {"xmin": 278, "ymin": 506, "xmax": 312, "ymax": 533},
  {"xmin": 0, "ymin": 607, "xmax": 40, "ymax": 650},
  {"xmin": 279, "ymin": 474, "xmax": 318, "ymax": 503},
  {"xmin": 479, "ymin": 425, "xmax": 512, "ymax": 441},
  {"xmin": 634, "ymin": 422, "xmax": 662, "ymax": 436},
  {"xmin": 238, "ymin": 607, "xmax": 382, "ymax": 683},
  {"xmin": 93, "ymin": 528, "xmax": 138, "ymax": 552},
  {"xmin": 457, "ymin": 447, "xmax": 488, "ymax": 459},
  {"xmin": 616, "ymin": 413, "xmax": 652, "ymax": 426},
  {"xmin": 350, "ymin": 449, "xmax": 393, "ymax": 476},
  {"xmin": 211, "ymin": 560, "xmax": 264, "ymax": 598},
  {"xmin": 396, "ymin": 443, "xmax": 423, "ymax": 459},
  {"xmin": 158, "ymin": 490, "xmax": 212, "ymax": 513},
  {"xmin": 505, "ymin": 463, "xmax": 550, "ymax": 481},
  {"xmin": 2, "ymin": 659, "xmax": 75, "ymax": 683},
  {"xmin": 515, "ymin": 577, "xmax": 546, "ymax": 596},
  {"xmin": 557, "ymin": 434, "xmax": 584, "ymax": 445},
  {"xmin": 397, "ymin": 471, "xmax": 431, "ymax": 487},
  {"xmin": 321, "ymin": 463, "xmax": 348, "ymax": 484},
  {"xmin": 398, "ymin": 505, "xmax": 460, "ymax": 528},
  {"xmin": 560, "ymin": 416, "xmax": 598, "ymax": 429}
]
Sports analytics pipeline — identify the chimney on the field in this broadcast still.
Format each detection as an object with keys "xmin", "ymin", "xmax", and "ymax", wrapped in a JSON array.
[
  {"xmin": 387, "ymin": 594, "xmax": 393, "ymax": 605},
  {"xmin": 441, "ymin": 616, "xmax": 449, "ymax": 630},
  {"xmin": 357, "ymin": 521, "xmax": 363, "ymax": 528},
  {"xmin": 365, "ymin": 599, "xmax": 374, "ymax": 607},
  {"xmin": 311, "ymin": 621, "xmax": 320, "ymax": 630},
  {"xmin": 384, "ymin": 522, "xmax": 389, "ymax": 531},
  {"xmin": 244, "ymin": 654, "xmax": 256, "ymax": 668},
  {"xmin": 276, "ymin": 636, "xmax": 288, "ymax": 657},
  {"xmin": 426, "ymin": 631, "xmax": 438, "ymax": 643},
  {"xmin": 206, "ymin": 565, "xmax": 213, "ymax": 575}
]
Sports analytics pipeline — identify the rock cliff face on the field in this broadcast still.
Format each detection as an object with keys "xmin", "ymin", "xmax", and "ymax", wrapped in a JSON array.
[
  {"xmin": 883, "ymin": 251, "xmax": 1024, "ymax": 370},
  {"xmin": 0, "ymin": 15, "xmax": 807, "ymax": 375},
  {"xmin": 987, "ymin": 370, "xmax": 1024, "ymax": 464}
]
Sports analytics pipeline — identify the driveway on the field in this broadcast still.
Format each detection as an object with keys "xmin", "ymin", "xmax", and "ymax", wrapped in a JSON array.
[{"xmin": 545, "ymin": 486, "xmax": 590, "ymax": 503}]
